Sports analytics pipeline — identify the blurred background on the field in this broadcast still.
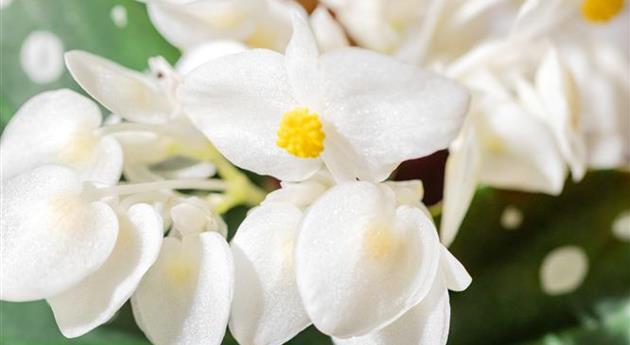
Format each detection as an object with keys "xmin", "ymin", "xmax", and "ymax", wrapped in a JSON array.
[{"xmin": 0, "ymin": 1, "xmax": 629, "ymax": 344}]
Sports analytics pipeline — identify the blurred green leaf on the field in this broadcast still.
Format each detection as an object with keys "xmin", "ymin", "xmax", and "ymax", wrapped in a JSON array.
[{"xmin": 0, "ymin": 0, "xmax": 179, "ymax": 127}]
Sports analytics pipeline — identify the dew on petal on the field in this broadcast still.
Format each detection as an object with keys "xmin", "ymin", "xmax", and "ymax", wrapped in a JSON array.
[
  {"xmin": 612, "ymin": 210, "xmax": 630, "ymax": 242},
  {"xmin": 540, "ymin": 246, "xmax": 588, "ymax": 296},
  {"xmin": 500, "ymin": 205, "xmax": 523, "ymax": 230},
  {"xmin": 20, "ymin": 31, "xmax": 64, "ymax": 84},
  {"xmin": 110, "ymin": 5, "xmax": 128, "ymax": 28}
]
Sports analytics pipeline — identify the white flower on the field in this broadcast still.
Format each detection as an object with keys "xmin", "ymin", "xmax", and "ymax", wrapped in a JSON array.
[
  {"xmin": 180, "ymin": 13, "xmax": 469, "ymax": 183},
  {"xmin": 131, "ymin": 227, "xmax": 233, "ymax": 345},
  {"xmin": 309, "ymin": 5, "xmax": 349, "ymax": 52},
  {"xmin": 0, "ymin": 89, "xmax": 123, "ymax": 185},
  {"xmin": 141, "ymin": 0, "xmax": 303, "ymax": 52},
  {"xmin": 0, "ymin": 165, "xmax": 119, "ymax": 301},
  {"xmin": 48, "ymin": 203, "xmax": 163, "ymax": 337}
]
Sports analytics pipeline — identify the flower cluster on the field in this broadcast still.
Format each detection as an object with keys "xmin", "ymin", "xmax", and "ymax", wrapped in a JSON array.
[{"xmin": 1, "ymin": 0, "xmax": 628, "ymax": 345}]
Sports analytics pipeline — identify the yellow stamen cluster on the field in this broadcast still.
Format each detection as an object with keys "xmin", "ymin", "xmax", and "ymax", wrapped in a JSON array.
[
  {"xmin": 276, "ymin": 108, "xmax": 325, "ymax": 159},
  {"xmin": 364, "ymin": 225, "xmax": 397, "ymax": 259},
  {"xmin": 581, "ymin": 0, "xmax": 625, "ymax": 23}
]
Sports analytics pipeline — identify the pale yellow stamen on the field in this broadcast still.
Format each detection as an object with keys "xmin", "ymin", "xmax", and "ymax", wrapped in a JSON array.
[
  {"xmin": 276, "ymin": 108, "xmax": 325, "ymax": 159},
  {"xmin": 581, "ymin": 0, "xmax": 624, "ymax": 23},
  {"xmin": 165, "ymin": 259, "xmax": 194, "ymax": 286},
  {"xmin": 363, "ymin": 225, "xmax": 398, "ymax": 259}
]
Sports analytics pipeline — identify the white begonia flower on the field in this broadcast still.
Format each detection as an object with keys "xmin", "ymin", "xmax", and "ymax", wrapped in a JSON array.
[
  {"xmin": 296, "ymin": 181, "xmax": 442, "ymax": 337},
  {"xmin": 132, "ymin": 210, "xmax": 233, "ymax": 345},
  {"xmin": 181, "ymin": 13, "xmax": 469, "ymax": 183},
  {"xmin": 47, "ymin": 204, "xmax": 163, "ymax": 338},
  {"xmin": 0, "ymin": 89, "xmax": 123, "ymax": 185},
  {"xmin": 175, "ymin": 40, "xmax": 247, "ymax": 75},
  {"xmin": 142, "ymin": 0, "xmax": 303, "ymax": 52},
  {"xmin": 170, "ymin": 196, "xmax": 227, "ymax": 238},
  {"xmin": 333, "ymin": 246, "xmax": 471, "ymax": 345},
  {"xmin": 230, "ymin": 201, "xmax": 311, "ymax": 345},
  {"xmin": 0, "ymin": 165, "xmax": 118, "ymax": 302}
]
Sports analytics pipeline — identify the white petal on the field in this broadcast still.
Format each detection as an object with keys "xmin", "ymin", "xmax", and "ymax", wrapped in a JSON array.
[
  {"xmin": 230, "ymin": 202, "xmax": 311, "ymax": 345},
  {"xmin": 384, "ymin": 180, "xmax": 425, "ymax": 207},
  {"xmin": 535, "ymin": 47, "xmax": 586, "ymax": 181},
  {"xmin": 175, "ymin": 40, "xmax": 247, "ymax": 75},
  {"xmin": 333, "ymin": 280, "xmax": 451, "ymax": 345},
  {"xmin": 0, "ymin": 165, "xmax": 118, "ymax": 301},
  {"xmin": 180, "ymin": 49, "xmax": 321, "ymax": 181},
  {"xmin": 0, "ymin": 89, "xmax": 122, "ymax": 184},
  {"xmin": 48, "ymin": 204, "xmax": 163, "ymax": 337},
  {"xmin": 477, "ymin": 100, "xmax": 567, "ymax": 195},
  {"xmin": 440, "ymin": 121, "xmax": 481, "ymax": 246},
  {"xmin": 131, "ymin": 232, "xmax": 233, "ymax": 345},
  {"xmin": 310, "ymin": 5, "xmax": 349, "ymax": 53},
  {"xmin": 65, "ymin": 50, "xmax": 174, "ymax": 124},
  {"xmin": 263, "ymin": 179, "xmax": 329, "ymax": 208},
  {"xmin": 296, "ymin": 182, "xmax": 441, "ymax": 337},
  {"xmin": 170, "ymin": 197, "xmax": 227, "ymax": 238},
  {"xmin": 320, "ymin": 48, "xmax": 469, "ymax": 182},
  {"xmin": 439, "ymin": 246, "xmax": 471, "ymax": 292},
  {"xmin": 285, "ymin": 12, "xmax": 322, "ymax": 107},
  {"xmin": 146, "ymin": 1, "xmax": 258, "ymax": 50}
]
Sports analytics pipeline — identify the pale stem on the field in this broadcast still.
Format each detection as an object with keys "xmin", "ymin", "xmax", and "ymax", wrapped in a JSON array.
[{"xmin": 90, "ymin": 179, "xmax": 228, "ymax": 199}]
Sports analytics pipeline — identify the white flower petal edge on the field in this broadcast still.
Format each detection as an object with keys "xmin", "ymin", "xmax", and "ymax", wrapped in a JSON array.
[
  {"xmin": 131, "ymin": 231, "xmax": 233, "ymax": 345},
  {"xmin": 48, "ymin": 204, "xmax": 163, "ymax": 338},
  {"xmin": 310, "ymin": 5, "xmax": 349, "ymax": 53},
  {"xmin": 0, "ymin": 89, "xmax": 123, "ymax": 185},
  {"xmin": 65, "ymin": 50, "xmax": 174, "ymax": 124},
  {"xmin": 296, "ymin": 182, "xmax": 441, "ymax": 338},
  {"xmin": 0, "ymin": 165, "xmax": 118, "ymax": 301},
  {"xmin": 333, "ymin": 281, "xmax": 450, "ymax": 345},
  {"xmin": 170, "ymin": 197, "xmax": 228, "ymax": 238},
  {"xmin": 175, "ymin": 40, "xmax": 247, "ymax": 76},
  {"xmin": 230, "ymin": 202, "xmax": 311, "ymax": 345}
]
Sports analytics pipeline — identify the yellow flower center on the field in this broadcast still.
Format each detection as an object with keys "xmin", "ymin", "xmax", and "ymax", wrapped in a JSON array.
[
  {"xmin": 363, "ymin": 224, "xmax": 398, "ymax": 259},
  {"xmin": 276, "ymin": 108, "xmax": 325, "ymax": 158},
  {"xmin": 581, "ymin": 0, "xmax": 625, "ymax": 22}
]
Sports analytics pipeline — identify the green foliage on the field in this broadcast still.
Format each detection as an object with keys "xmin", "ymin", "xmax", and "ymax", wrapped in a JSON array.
[{"xmin": 1, "ymin": 1, "xmax": 629, "ymax": 344}]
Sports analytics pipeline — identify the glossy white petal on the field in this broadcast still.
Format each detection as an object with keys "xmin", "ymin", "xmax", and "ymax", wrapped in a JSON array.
[
  {"xmin": 333, "ymin": 280, "xmax": 450, "ymax": 345},
  {"xmin": 263, "ymin": 179, "xmax": 329, "ymax": 209},
  {"xmin": 230, "ymin": 202, "xmax": 310, "ymax": 345},
  {"xmin": 285, "ymin": 13, "xmax": 321, "ymax": 108},
  {"xmin": 310, "ymin": 5, "xmax": 349, "ymax": 53},
  {"xmin": 440, "ymin": 120, "xmax": 481, "ymax": 246},
  {"xmin": 176, "ymin": 40, "xmax": 247, "ymax": 75},
  {"xmin": 320, "ymin": 48, "xmax": 469, "ymax": 182},
  {"xmin": 296, "ymin": 182, "xmax": 441, "ymax": 337},
  {"xmin": 439, "ymin": 246, "xmax": 472, "ymax": 292},
  {"xmin": 131, "ymin": 232, "xmax": 233, "ymax": 345},
  {"xmin": 0, "ymin": 89, "xmax": 122, "ymax": 185},
  {"xmin": 146, "ymin": 0, "xmax": 259, "ymax": 50},
  {"xmin": 180, "ymin": 49, "xmax": 321, "ymax": 181},
  {"xmin": 0, "ymin": 165, "xmax": 118, "ymax": 301},
  {"xmin": 384, "ymin": 180, "xmax": 424, "ymax": 207},
  {"xmin": 170, "ymin": 197, "xmax": 227, "ymax": 238},
  {"xmin": 65, "ymin": 50, "xmax": 174, "ymax": 124},
  {"xmin": 535, "ymin": 47, "xmax": 586, "ymax": 181},
  {"xmin": 48, "ymin": 204, "xmax": 163, "ymax": 337},
  {"xmin": 477, "ymin": 100, "xmax": 567, "ymax": 195}
]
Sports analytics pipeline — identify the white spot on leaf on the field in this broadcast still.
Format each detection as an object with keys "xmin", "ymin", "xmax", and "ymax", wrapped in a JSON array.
[
  {"xmin": 612, "ymin": 210, "xmax": 630, "ymax": 242},
  {"xmin": 540, "ymin": 245, "xmax": 588, "ymax": 296},
  {"xmin": 110, "ymin": 5, "xmax": 127, "ymax": 28},
  {"xmin": 20, "ymin": 31, "xmax": 64, "ymax": 84},
  {"xmin": 501, "ymin": 205, "xmax": 523, "ymax": 230}
]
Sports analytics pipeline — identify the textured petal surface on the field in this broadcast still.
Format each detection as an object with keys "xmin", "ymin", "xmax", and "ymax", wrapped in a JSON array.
[
  {"xmin": 0, "ymin": 89, "xmax": 122, "ymax": 184},
  {"xmin": 48, "ymin": 204, "xmax": 163, "ymax": 337},
  {"xmin": 310, "ymin": 5, "xmax": 349, "ymax": 53},
  {"xmin": 65, "ymin": 50, "xmax": 174, "ymax": 124},
  {"xmin": 285, "ymin": 13, "xmax": 321, "ymax": 108},
  {"xmin": 439, "ymin": 246, "xmax": 472, "ymax": 292},
  {"xmin": 176, "ymin": 40, "xmax": 247, "ymax": 75},
  {"xmin": 0, "ymin": 165, "xmax": 118, "ymax": 301},
  {"xmin": 132, "ymin": 232, "xmax": 233, "ymax": 345},
  {"xmin": 180, "ymin": 49, "xmax": 321, "ymax": 181},
  {"xmin": 230, "ymin": 202, "xmax": 310, "ymax": 345},
  {"xmin": 320, "ymin": 48, "xmax": 469, "ymax": 182},
  {"xmin": 333, "ymin": 280, "xmax": 450, "ymax": 345},
  {"xmin": 296, "ymin": 182, "xmax": 441, "ymax": 337}
]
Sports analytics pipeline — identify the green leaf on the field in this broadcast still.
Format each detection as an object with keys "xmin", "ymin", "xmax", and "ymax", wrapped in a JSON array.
[
  {"xmin": 0, "ymin": 0, "xmax": 179, "ymax": 127},
  {"xmin": 448, "ymin": 171, "xmax": 630, "ymax": 345}
]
